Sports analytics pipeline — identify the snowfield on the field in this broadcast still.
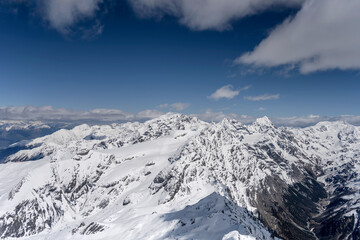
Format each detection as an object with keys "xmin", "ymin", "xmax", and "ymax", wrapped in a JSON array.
[{"xmin": 0, "ymin": 113, "xmax": 360, "ymax": 240}]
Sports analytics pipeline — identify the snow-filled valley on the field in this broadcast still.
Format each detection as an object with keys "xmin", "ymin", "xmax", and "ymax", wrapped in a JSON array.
[{"xmin": 0, "ymin": 113, "xmax": 360, "ymax": 240}]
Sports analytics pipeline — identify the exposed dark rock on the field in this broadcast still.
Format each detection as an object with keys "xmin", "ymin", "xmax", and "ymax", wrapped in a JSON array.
[{"xmin": 81, "ymin": 222, "xmax": 105, "ymax": 235}]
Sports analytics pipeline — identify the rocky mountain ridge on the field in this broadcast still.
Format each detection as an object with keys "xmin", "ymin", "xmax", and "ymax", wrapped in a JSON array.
[{"xmin": 0, "ymin": 113, "xmax": 359, "ymax": 239}]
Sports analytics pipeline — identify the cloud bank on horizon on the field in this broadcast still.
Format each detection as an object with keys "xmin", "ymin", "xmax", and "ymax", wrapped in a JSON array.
[
  {"xmin": 0, "ymin": 106, "xmax": 162, "ymax": 122},
  {"xmin": 4, "ymin": 0, "xmax": 360, "ymax": 74},
  {"xmin": 1, "ymin": 106, "xmax": 360, "ymax": 128}
]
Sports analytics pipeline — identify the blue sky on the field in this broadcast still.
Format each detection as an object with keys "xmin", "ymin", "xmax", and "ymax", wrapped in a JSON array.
[{"xmin": 0, "ymin": 0, "xmax": 359, "ymax": 124}]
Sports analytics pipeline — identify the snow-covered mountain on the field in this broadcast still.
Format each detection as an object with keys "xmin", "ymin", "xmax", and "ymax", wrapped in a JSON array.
[
  {"xmin": 0, "ymin": 113, "xmax": 359, "ymax": 240},
  {"xmin": 0, "ymin": 121, "xmax": 51, "ymax": 148},
  {"xmin": 0, "ymin": 120, "xmax": 74, "ymax": 163}
]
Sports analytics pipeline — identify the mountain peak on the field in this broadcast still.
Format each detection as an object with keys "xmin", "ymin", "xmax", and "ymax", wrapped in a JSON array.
[
  {"xmin": 254, "ymin": 116, "xmax": 273, "ymax": 126},
  {"xmin": 153, "ymin": 112, "xmax": 187, "ymax": 121},
  {"xmin": 220, "ymin": 118, "xmax": 242, "ymax": 127}
]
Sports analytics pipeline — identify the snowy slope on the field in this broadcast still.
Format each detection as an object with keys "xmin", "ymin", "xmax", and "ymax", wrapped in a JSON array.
[{"xmin": 1, "ymin": 113, "xmax": 360, "ymax": 239}]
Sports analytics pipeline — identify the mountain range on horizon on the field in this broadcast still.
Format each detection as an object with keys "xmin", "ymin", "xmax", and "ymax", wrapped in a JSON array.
[{"xmin": 0, "ymin": 113, "xmax": 359, "ymax": 239}]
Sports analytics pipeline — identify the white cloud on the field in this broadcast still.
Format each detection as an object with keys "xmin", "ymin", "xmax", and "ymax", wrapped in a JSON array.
[
  {"xmin": 240, "ymin": 85, "xmax": 251, "ymax": 91},
  {"xmin": 237, "ymin": 0, "xmax": 360, "ymax": 73},
  {"xmin": 258, "ymin": 107, "xmax": 265, "ymax": 111},
  {"xmin": 5, "ymin": 0, "xmax": 103, "ymax": 35},
  {"xmin": 88, "ymin": 108, "xmax": 134, "ymax": 121},
  {"xmin": 136, "ymin": 109, "xmax": 164, "ymax": 119},
  {"xmin": 6, "ymin": 0, "xmax": 303, "ymax": 34},
  {"xmin": 159, "ymin": 104, "xmax": 169, "ymax": 108},
  {"xmin": 129, "ymin": 0, "xmax": 303, "ymax": 31},
  {"xmin": 208, "ymin": 85, "xmax": 240, "ymax": 100},
  {"xmin": 170, "ymin": 102, "xmax": 190, "ymax": 111},
  {"xmin": 43, "ymin": 0, "xmax": 102, "ymax": 32},
  {"xmin": 244, "ymin": 94, "xmax": 280, "ymax": 101},
  {"xmin": 159, "ymin": 102, "xmax": 190, "ymax": 111}
]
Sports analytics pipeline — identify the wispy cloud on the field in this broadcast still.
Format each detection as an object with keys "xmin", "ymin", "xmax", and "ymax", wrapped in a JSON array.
[
  {"xmin": 239, "ymin": 85, "xmax": 251, "ymax": 91},
  {"xmin": 159, "ymin": 102, "xmax": 190, "ymax": 111},
  {"xmin": 129, "ymin": 0, "xmax": 303, "ymax": 31},
  {"xmin": 159, "ymin": 104, "xmax": 169, "ymax": 108},
  {"xmin": 136, "ymin": 109, "xmax": 164, "ymax": 119},
  {"xmin": 209, "ymin": 85, "xmax": 244, "ymax": 100},
  {"xmin": 4, "ymin": 0, "xmax": 302, "ymax": 35},
  {"xmin": 236, "ymin": 0, "xmax": 360, "ymax": 73},
  {"xmin": 44, "ymin": 0, "xmax": 103, "ymax": 33},
  {"xmin": 4, "ymin": 0, "xmax": 103, "ymax": 36},
  {"xmin": 170, "ymin": 102, "xmax": 190, "ymax": 111},
  {"xmin": 244, "ymin": 94, "xmax": 280, "ymax": 101}
]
